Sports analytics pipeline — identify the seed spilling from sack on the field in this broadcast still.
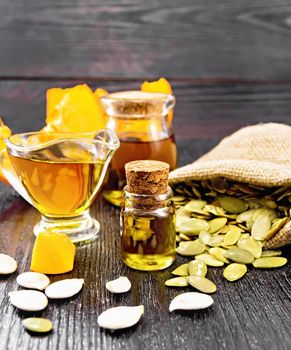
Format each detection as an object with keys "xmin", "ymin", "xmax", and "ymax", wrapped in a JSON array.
[{"xmin": 170, "ymin": 178, "xmax": 289, "ymax": 289}]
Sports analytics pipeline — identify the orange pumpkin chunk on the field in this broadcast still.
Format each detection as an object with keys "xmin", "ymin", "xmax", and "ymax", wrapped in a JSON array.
[{"xmin": 31, "ymin": 231, "xmax": 76, "ymax": 274}]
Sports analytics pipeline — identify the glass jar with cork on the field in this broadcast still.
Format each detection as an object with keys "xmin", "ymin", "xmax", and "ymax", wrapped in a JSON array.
[
  {"xmin": 120, "ymin": 160, "xmax": 176, "ymax": 271},
  {"xmin": 101, "ymin": 91, "xmax": 177, "ymax": 204}
]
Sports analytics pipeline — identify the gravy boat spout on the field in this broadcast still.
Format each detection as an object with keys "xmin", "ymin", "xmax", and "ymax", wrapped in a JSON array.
[{"xmin": 0, "ymin": 129, "xmax": 120, "ymax": 245}]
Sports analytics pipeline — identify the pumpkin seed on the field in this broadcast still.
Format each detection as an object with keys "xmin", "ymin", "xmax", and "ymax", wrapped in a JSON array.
[
  {"xmin": 188, "ymin": 260, "xmax": 207, "ymax": 277},
  {"xmin": 237, "ymin": 237, "xmax": 262, "ymax": 258},
  {"xmin": 22, "ymin": 318, "xmax": 52, "ymax": 333},
  {"xmin": 169, "ymin": 292, "xmax": 214, "ymax": 312},
  {"xmin": 223, "ymin": 264, "xmax": 247, "ymax": 281},
  {"xmin": 251, "ymin": 215, "xmax": 271, "ymax": 240},
  {"xmin": 195, "ymin": 253, "xmax": 224, "ymax": 267},
  {"xmin": 264, "ymin": 217, "xmax": 288, "ymax": 240},
  {"xmin": 236, "ymin": 209, "xmax": 256, "ymax": 223},
  {"xmin": 208, "ymin": 236, "xmax": 224, "ymax": 247},
  {"xmin": 261, "ymin": 250, "xmax": 282, "ymax": 257},
  {"xmin": 218, "ymin": 196, "xmax": 247, "ymax": 214},
  {"xmin": 45, "ymin": 278, "xmax": 84, "ymax": 299},
  {"xmin": 252, "ymin": 208, "xmax": 277, "ymax": 222},
  {"xmin": 179, "ymin": 233, "xmax": 192, "ymax": 241},
  {"xmin": 224, "ymin": 248, "xmax": 254, "ymax": 264},
  {"xmin": 178, "ymin": 218, "xmax": 209, "ymax": 235},
  {"xmin": 172, "ymin": 263, "xmax": 189, "ymax": 276},
  {"xmin": 165, "ymin": 277, "xmax": 188, "ymax": 287},
  {"xmin": 98, "ymin": 305, "xmax": 144, "ymax": 330},
  {"xmin": 184, "ymin": 200, "xmax": 207, "ymax": 211},
  {"xmin": 208, "ymin": 218, "xmax": 228, "ymax": 234},
  {"xmin": 223, "ymin": 225, "xmax": 241, "ymax": 245},
  {"xmin": 106, "ymin": 276, "xmax": 131, "ymax": 293},
  {"xmin": 0, "ymin": 254, "xmax": 17, "ymax": 274},
  {"xmin": 199, "ymin": 231, "xmax": 211, "ymax": 245},
  {"xmin": 9, "ymin": 290, "xmax": 48, "ymax": 311},
  {"xmin": 16, "ymin": 272, "xmax": 50, "ymax": 291},
  {"xmin": 176, "ymin": 240, "xmax": 205, "ymax": 256},
  {"xmin": 187, "ymin": 276, "xmax": 217, "ymax": 293},
  {"xmin": 252, "ymin": 257, "xmax": 287, "ymax": 268},
  {"xmin": 209, "ymin": 247, "xmax": 230, "ymax": 263}
]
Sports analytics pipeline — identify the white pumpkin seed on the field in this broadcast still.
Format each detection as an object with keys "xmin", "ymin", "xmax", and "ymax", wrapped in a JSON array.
[
  {"xmin": 22, "ymin": 318, "xmax": 52, "ymax": 333},
  {"xmin": 172, "ymin": 264, "xmax": 189, "ymax": 276},
  {"xmin": 223, "ymin": 264, "xmax": 247, "ymax": 281},
  {"xmin": 45, "ymin": 278, "xmax": 84, "ymax": 299},
  {"xmin": 98, "ymin": 305, "xmax": 144, "ymax": 330},
  {"xmin": 261, "ymin": 250, "xmax": 282, "ymax": 257},
  {"xmin": 187, "ymin": 276, "xmax": 217, "ymax": 294},
  {"xmin": 9, "ymin": 290, "xmax": 48, "ymax": 311},
  {"xmin": 224, "ymin": 248, "xmax": 254, "ymax": 264},
  {"xmin": 237, "ymin": 237, "xmax": 262, "ymax": 259},
  {"xmin": 106, "ymin": 276, "xmax": 131, "ymax": 293},
  {"xmin": 208, "ymin": 218, "xmax": 228, "ymax": 234},
  {"xmin": 169, "ymin": 292, "xmax": 213, "ymax": 312},
  {"xmin": 252, "ymin": 257, "xmax": 287, "ymax": 268},
  {"xmin": 17, "ymin": 272, "xmax": 50, "ymax": 291},
  {"xmin": 165, "ymin": 277, "xmax": 188, "ymax": 287},
  {"xmin": 0, "ymin": 254, "xmax": 17, "ymax": 274},
  {"xmin": 188, "ymin": 260, "xmax": 207, "ymax": 277},
  {"xmin": 176, "ymin": 240, "xmax": 205, "ymax": 256},
  {"xmin": 251, "ymin": 215, "xmax": 271, "ymax": 241},
  {"xmin": 209, "ymin": 247, "xmax": 230, "ymax": 263},
  {"xmin": 195, "ymin": 253, "xmax": 224, "ymax": 267}
]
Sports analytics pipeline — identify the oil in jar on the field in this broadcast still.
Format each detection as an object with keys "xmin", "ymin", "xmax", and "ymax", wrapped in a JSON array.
[{"xmin": 120, "ymin": 160, "xmax": 176, "ymax": 271}]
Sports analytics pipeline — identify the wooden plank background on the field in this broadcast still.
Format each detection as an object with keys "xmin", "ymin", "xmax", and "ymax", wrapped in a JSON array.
[{"xmin": 0, "ymin": 0, "xmax": 290, "ymax": 349}]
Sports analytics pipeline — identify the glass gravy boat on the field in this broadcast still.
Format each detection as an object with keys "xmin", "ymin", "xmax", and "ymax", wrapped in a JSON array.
[{"xmin": 0, "ymin": 129, "xmax": 120, "ymax": 245}]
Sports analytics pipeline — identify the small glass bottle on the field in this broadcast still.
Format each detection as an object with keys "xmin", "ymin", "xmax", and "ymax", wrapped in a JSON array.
[{"xmin": 120, "ymin": 160, "xmax": 176, "ymax": 271}]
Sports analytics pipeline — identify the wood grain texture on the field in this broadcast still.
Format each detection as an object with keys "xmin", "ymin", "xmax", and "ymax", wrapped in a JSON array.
[
  {"xmin": 2, "ymin": 0, "xmax": 291, "ymax": 79},
  {"xmin": 0, "ymin": 141, "xmax": 290, "ymax": 350},
  {"xmin": 0, "ymin": 79, "xmax": 290, "ymax": 141}
]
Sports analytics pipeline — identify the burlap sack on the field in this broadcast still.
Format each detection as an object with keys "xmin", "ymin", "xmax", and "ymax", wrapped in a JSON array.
[{"xmin": 169, "ymin": 123, "xmax": 291, "ymax": 249}]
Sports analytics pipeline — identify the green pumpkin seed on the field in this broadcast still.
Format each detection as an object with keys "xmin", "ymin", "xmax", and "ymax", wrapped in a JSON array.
[
  {"xmin": 188, "ymin": 260, "xmax": 207, "ymax": 277},
  {"xmin": 172, "ymin": 196, "xmax": 187, "ymax": 203},
  {"xmin": 184, "ymin": 200, "xmax": 207, "ymax": 211},
  {"xmin": 218, "ymin": 196, "xmax": 247, "ymax": 214},
  {"xmin": 195, "ymin": 253, "xmax": 224, "ymax": 267},
  {"xmin": 252, "ymin": 257, "xmax": 287, "ymax": 268},
  {"xmin": 264, "ymin": 217, "xmax": 288, "ymax": 240},
  {"xmin": 209, "ymin": 247, "xmax": 230, "ymax": 263},
  {"xmin": 172, "ymin": 263, "xmax": 189, "ymax": 276},
  {"xmin": 176, "ymin": 240, "xmax": 205, "ymax": 256},
  {"xmin": 261, "ymin": 250, "xmax": 282, "ymax": 257},
  {"xmin": 178, "ymin": 218, "xmax": 209, "ymax": 235},
  {"xmin": 208, "ymin": 236, "xmax": 224, "ymax": 247},
  {"xmin": 223, "ymin": 225, "xmax": 242, "ymax": 245},
  {"xmin": 199, "ymin": 231, "xmax": 211, "ymax": 245},
  {"xmin": 252, "ymin": 208, "xmax": 277, "ymax": 222},
  {"xmin": 187, "ymin": 276, "xmax": 217, "ymax": 294},
  {"xmin": 237, "ymin": 237, "xmax": 262, "ymax": 258},
  {"xmin": 224, "ymin": 248, "xmax": 254, "ymax": 264},
  {"xmin": 208, "ymin": 218, "xmax": 228, "ymax": 234},
  {"xmin": 165, "ymin": 277, "xmax": 188, "ymax": 287},
  {"xmin": 22, "ymin": 318, "xmax": 53, "ymax": 333},
  {"xmin": 179, "ymin": 233, "xmax": 192, "ymax": 241},
  {"xmin": 223, "ymin": 264, "xmax": 247, "ymax": 282},
  {"xmin": 251, "ymin": 215, "xmax": 271, "ymax": 241}
]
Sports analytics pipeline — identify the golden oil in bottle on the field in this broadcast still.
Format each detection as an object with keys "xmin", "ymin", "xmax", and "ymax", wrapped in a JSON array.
[{"xmin": 120, "ymin": 160, "xmax": 176, "ymax": 271}]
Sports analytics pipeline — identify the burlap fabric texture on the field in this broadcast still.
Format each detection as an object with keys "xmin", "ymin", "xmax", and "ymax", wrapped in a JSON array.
[{"xmin": 169, "ymin": 123, "xmax": 291, "ymax": 248}]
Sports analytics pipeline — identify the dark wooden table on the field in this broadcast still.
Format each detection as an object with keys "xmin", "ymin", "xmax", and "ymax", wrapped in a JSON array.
[{"xmin": 0, "ymin": 1, "xmax": 291, "ymax": 349}]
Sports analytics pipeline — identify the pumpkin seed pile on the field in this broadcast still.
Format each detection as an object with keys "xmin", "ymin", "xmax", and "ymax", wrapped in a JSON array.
[{"xmin": 166, "ymin": 178, "xmax": 289, "ymax": 290}]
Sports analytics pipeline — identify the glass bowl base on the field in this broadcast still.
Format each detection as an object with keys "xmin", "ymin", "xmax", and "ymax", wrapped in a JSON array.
[{"xmin": 33, "ymin": 210, "xmax": 100, "ymax": 246}]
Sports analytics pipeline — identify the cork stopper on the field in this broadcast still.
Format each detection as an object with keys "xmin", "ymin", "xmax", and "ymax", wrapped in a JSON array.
[{"xmin": 125, "ymin": 160, "xmax": 170, "ymax": 195}]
